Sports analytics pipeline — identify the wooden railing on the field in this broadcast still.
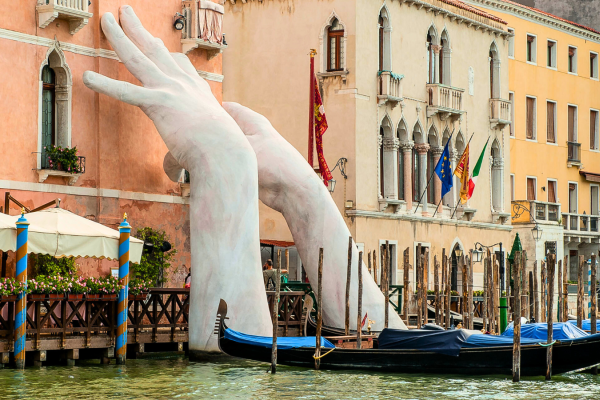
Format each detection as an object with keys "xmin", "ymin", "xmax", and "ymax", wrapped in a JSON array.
[{"xmin": 266, "ymin": 291, "xmax": 304, "ymax": 336}]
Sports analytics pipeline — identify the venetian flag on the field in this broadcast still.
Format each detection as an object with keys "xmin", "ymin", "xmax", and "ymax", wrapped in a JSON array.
[
  {"xmin": 467, "ymin": 138, "xmax": 490, "ymax": 200},
  {"xmin": 314, "ymin": 78, "xmax": 333, "ymax": 185},
  {"xmin": 361, "ymin": 312, "xmax": 368, "ymax": 328},
  {"xmin": 454, "ymin": 144, "xmax": 470, "ymax": 204}
]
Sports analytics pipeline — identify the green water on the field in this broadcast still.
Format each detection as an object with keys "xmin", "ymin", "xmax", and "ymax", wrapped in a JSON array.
[{"xmin": 1, "ymin": 358, "xmax": 600, "ymax": 399}]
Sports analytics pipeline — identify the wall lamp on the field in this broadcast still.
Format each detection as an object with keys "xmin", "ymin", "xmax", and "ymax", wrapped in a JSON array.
[
  {"xmin": 327, "ymin": 157, "xmax": 348, "ymax": 194},
  {"xmin": 173, "ymin": 13, "xmax": 185, "ymax": 31}
]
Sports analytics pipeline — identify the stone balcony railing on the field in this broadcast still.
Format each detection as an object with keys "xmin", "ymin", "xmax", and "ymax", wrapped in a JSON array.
[
  {"xmin": 181, "ymin": 0, "xmax": 227, "ymax": 57},
  {"xmin": 377, "ymin": 71, "xmax": 404, "ymax": 106},
  {"xmin": 563, "ymin": 213, "xmax": 600, "ymax": 234},
  {"xmin": 489, "ymin": 98, "xmax": 511, "ymax": 130},
  {"xmin": 36, "ymin": 0, "xmax": 93, "ymax": 34},
  {"xmin": 512, "ymin": 200, "xmax": 561, "ymax": 225},
  {"xmin": 426, "ymin": 83, "xmax": 464, "ymax": 121}
]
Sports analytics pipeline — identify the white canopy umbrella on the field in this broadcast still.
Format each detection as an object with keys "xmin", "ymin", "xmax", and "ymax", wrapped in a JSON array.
[
  {"xmin": 0, "ymin": 213, "xmax": 16, "ymax": 252},
  {"xmin": 13, "ymin": 208, "xmax": 143, "ymax": 263}
]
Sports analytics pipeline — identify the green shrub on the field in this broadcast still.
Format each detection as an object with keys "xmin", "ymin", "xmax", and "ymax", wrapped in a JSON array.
[
  {"xmin": 31, "ymin": 254, "xmax": 77, "ymax": 277},
  {"xmin": 133, "ymin": 227, "xmax": 177, "ymax": 286}
]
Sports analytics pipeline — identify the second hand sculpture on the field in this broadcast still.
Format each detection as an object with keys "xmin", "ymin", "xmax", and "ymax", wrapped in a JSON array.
[{"xmin": 84, "ymin": 6, "xmax": 405, "ymax": 355}]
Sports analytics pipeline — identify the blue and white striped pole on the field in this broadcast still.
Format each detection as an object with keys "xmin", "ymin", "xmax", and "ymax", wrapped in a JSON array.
[
  {"xmin": 14, "ymin": 209, "xmax": 29, "ymax": 369},
  {"xmin": 116, "ymin": 213, "xmax": 131, "ymax": 365}
]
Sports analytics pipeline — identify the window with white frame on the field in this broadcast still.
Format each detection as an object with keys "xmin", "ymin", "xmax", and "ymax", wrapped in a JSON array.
[
  {"xmin": 526, "ymin": 177, "xmax": 537, "ymax": 201},
  {"xmin": 591, "ymin": 109, "xmax": 599, "ymax": 150},
  {"xmin": 526, "ymin": 96, "xmax": 537, "ymax": 140},
  {"xmin": 592, "ymin": 185, "xmax": 599, "ymax": 216},
  {"xmin": 526, "ymin": 34, "xmax": 536, "ymax": 63},
  {"xmin": 325, "ymin": 17, "xmax": 345, "ymax": 72},
  {"xmin": 568, "ymin": 46, "xmax": 578, "ymax": 74},
  {"xmin": 547, "ymin": 40, "xmax": 557, "ymax": 68},
  {"xmin": 547, "ymin": 100, "xmax": 556, "ymax": 143},
  {"xmin": 591, "ymin": 52, "xmax": 599, "ymax": 79},
  {"xmin": 568, "ymin": 105, "xmax": 578, "ymax": 142},
  {"xmin": 547, "ymin": 179, "xmax": 557, "ymax": 203},
  {"xmin": 508, "ymin": 28, "xmax": 515, "ymax": 58}
]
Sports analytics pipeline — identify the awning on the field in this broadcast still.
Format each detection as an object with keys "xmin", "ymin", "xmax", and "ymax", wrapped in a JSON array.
[
  {"xmin": 0, "ymin": 213, "xmax": 16, "ymax": 252},
  {"xmin": 580, "ymin": 170, "xmax": 600, "ymax": 183},
  {"xmin": 11, "ymin": 208, "xmax": 143, "ymax": 263},
  {"xmin": 260, "ymin": 239, "xmax": 295, "ymax": 248}
]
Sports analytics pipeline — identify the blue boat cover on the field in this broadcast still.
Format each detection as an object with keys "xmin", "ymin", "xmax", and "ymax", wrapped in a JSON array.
[
  {"xmin": 224, "ymin": 328, "xmax": 335, "ymax": 350},
  {"xmin": 463, "ymin": 334, "xmax": 541, "ymax": 348},
  {"xmin": 559, "ymin": 332, "xmax": 600, "ymax": 343},
  {"xmin": 502, "ymin": 322, "xmax": 588, "ymax": 340},
  {"xmin": 567, "ymin": 319, "xmax": 600, "ymax": 332},
  {"xmin": 378, "ymin": 328, "xmax": 469, "ymax": 357}
]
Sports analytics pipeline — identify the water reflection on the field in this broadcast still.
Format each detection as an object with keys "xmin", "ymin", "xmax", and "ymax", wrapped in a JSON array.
[{"xmin": 0, "ymin": 358, "xmax": 599, "ymax": 399}]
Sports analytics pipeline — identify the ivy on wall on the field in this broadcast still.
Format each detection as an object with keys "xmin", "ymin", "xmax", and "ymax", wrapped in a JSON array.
[{"xmin": 133, "ymin": 227, "xmax": 177, "ymax": 286}]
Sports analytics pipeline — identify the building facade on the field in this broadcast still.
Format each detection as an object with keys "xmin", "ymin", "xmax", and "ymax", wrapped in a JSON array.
[
  {"xmin": 0, "ymin": 0, "xmax": 226, "ymax": 285},
  {"xmin": 466, "ymin": 0, "xmax": 600, "ymax": 290},
  {"xmin": 224, "ymin": 0, "xmax": 513, "ymax": 297}
]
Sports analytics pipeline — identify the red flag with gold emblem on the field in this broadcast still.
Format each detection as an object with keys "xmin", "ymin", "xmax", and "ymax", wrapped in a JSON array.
[{"xmin": 314, "ymin": 78, "xmax": 332, "ymax": 185}]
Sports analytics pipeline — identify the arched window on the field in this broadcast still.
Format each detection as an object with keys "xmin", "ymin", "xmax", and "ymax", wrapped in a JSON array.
[
  {"xmin": 427, "ymin": 126, "xmax": 438, "ymax": 204},
  {"xmin": 378, "ymin": 7, "xmax": 391, "ymax": 72},
  {"xmin": 412, "ymin": 124, "xmax": 424, "ymax": 203},
  {"xmin": 397, "ymin": 120, "xmax": 408, "ymax": 200},
  {"xmin": 491, "ymin": 139, "xmax": 503, "ymax": 212},
  {"xmin": 440, "ymin": 30, "xmax": 451, "ymax": 85},
  {"xmin": 427, "ymin": 32, "xmax": 435, "ymax": 84},
  {"xmin": 489, "ymin": 43, "xmax": 501, "ymax": 99},
  {"xmin": 39, "ymin": 46, "xmax": 72, "ymax": 170},
  {"xmin": 41, "ymin": 65, "xmax": 56, "ymax": 162},
  {"xmin": 442, "ymin": 129, "xmax": 452, "ymax": 206},
  {"xmin": 380, "ymin": 116, "xmax": 397, "ymax": 200},
  {"xmin": 327, "ymin": 18, "xmax": 344, "ymax": 72},
  {"xmin": 379, "ymin": 127, "xmax": 385, "ymax": 198}
]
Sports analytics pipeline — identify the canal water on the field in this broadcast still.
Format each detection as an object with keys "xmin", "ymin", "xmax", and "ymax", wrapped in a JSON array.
[{"xmin": 1, "ymin": 357, "xmax": 600, "ymax": 399}]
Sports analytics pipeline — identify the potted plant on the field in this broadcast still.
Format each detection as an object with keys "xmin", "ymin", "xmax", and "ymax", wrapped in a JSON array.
[
  {"xmin": 27, "ymin": 275, "xmax": 67, "ymax": 301},
  {"xmin": 86, "ymin": 276, "xmax": 119, "ymax": 301},
  {"xmin": 128, "ymin": 278, "xmax": 151, "ymax": 301},
  {"xmin": 0, "ymin": 278, "xmax": 26, "ymax": 302},
  {"xmin": 67, "ymin": 276, "xmax": 87, "ymax": 301},
  {"xmin": 44, "ymin": 144, "xmax": 83, "ymax": 174}
]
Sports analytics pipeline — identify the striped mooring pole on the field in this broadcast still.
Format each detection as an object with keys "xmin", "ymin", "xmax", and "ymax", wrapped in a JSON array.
[
  {"xmin": 116, "ymin": 213, "xmax": 131, "ymax": 365},
  {"xmin": 14, "ymin": 209, "xmax": 29, "ymax": 369}
]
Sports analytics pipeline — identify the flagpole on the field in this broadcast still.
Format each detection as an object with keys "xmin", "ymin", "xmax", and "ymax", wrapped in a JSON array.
[
  {"xmin": 449, "ymin": 132, "xmax": 479, "ymax": 220},
  {"xmin": 432, "ymin": 198, "xmax": 444, "ymax": 218},
  {"xmin": 413, "ymin": 132, "xmax": 454, "ymax": 214},
  {"xmin": 308, "ymin": 49, "xmax": 317, "ymax": 167}
]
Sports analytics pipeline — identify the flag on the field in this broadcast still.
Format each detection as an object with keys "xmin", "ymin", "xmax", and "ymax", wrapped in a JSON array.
[
  {"xmin": 361, "ymin": 312, "xmax": 368, "ymax": 328},
  {"xmin": 467, "ymin": 138, "xmax": 490, "ymax": 200},
  {"xmin": 454, "ymin": 144, "xmax": 470, "ymax": 204},
  {"xmin": 434, "ymin": 134, "xmax": 454, "ymax": 198},
  {"xmin": 314, "ymin": 78, "xmax": 332, "ymax": 185}
]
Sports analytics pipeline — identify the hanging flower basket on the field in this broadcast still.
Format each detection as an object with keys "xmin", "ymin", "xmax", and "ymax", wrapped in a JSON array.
[
  {"xmin": 67, "ymin": 293, "xmax": 84, "ymax": 301},
  {"xmin": 0, "ymin": 295, "xmax": 17, "ymax": 302}
]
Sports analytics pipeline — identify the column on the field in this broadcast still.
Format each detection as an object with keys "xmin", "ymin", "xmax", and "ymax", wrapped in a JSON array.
[
  {"xmin": 491, "ymin": 58, "xmax": 501, "ymax": 98},
  {"xmin": 400, "ymin": 141, "xmax": 414, "ymax": 210},
  {"xmin": 383, "ymin": 137, "xmax": 400, "ymax": 199},
  {"xmin": 492, "ymin": 157, "xmax": 504, "ymax": 212},
  {"xmin": 414, "ymin": 143, "xmax": 430, "ymax": 214},
  {"xmin": 443, "ymin": 48, "xmax": 452, "ymax": 86},
  {"xmin": 432, "ymin": 45, "xmax": 441, "ymax": 84},
  {"xmin": 378, "ymin": 134, "xmax": 383, "ymax": 199},
  {"xmin": 432, "ymin": 147, "xmax": 444, "ymax": 214}
]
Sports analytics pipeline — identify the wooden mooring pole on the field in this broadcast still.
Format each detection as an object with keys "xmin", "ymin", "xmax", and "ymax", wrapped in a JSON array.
[
  {"xmin": 345, "ymin": 236, "xmax": 352, "ymax": 336},
  {"xmin": 591, "ymin": 253, "xmax": 597, "ymax": 375},
  {"xmin": 314, "ymin": 248, "xmax": 323, "ymax": 370},
  {"xmin": 461, "ymin": 255, "xmax": 467, "ymax": 327},
  {"xmin": 384, "ymin": 241, "xmax": 390, "ymax": 329},
  {"xmin": 403, "ymin": 248, "xmax": 409, "ymax": 324},
  {"xmin": 434, "ymin": 255, "xmax": 440, "ymax": 326},
  {"xmin": 513, "ymin": 250, "xmax": 522, "ymax": 382},
  {"xmin": 270, "ymin": 249, "xmax": 282, "ymax": 373},
  {"xmin": 529, "ymin": 271, "xmax": 534, "ymax": 322},
  {"xmin": 483, "ymin": 252, "xmax": 488, "ymax": 332},
  {"xmin": 373, "ymin": 250, "xmax": 378, "ymax": 285},
  {"xmin": 416, "ymin": 244, "xmax": 422, "ymax": 328},
  {"xmin": 557, "ymin": 260, "xmax": 562, "ymax": 322},
  {"xmin": 541, "ymin": 261, "xmax": 547, "ymax": 322},
  {"xmin": 441, "ymin": 249, "xmax": 447, "ymax": 328},
  {"xmin": 564, "ymin": 255, "xmax": 569, "ymax": 322},
  {"xmin": 356, "ymin": 251, "xmax": 363, "ymax": 349},
  {"xmin": 534, "ymin": 261, "xmax": 540, "ymax": 322},
  {"xmin": 468, "ymin": 251, "xmax": 474, "ymax": 330},
  {"xmin": 578, "ymin": 255, "xmax": 585, "ymax": 329},
  {"xmin": 445, "ymin": 251, "xmax": 451, "ymax": 330},
  {"xmin": 368, "ymin": 251, "xmax": 372, "ymax": 276},
  {"xmin": 546, "ymin": 253, "xmax": 555, "ymax": 380},
  {"xmin": 423, "ymin": 248, "xmax": 429, "ymax": 325}
]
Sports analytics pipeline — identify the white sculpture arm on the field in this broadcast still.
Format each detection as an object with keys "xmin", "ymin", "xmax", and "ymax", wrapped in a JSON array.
[
  {"xmin": 84, "ymin": 7, "xmax": 272, "ymax": 353},
  {"xmin": 224, "ymin": 103, "xmax": 406, "ymax": 331}
]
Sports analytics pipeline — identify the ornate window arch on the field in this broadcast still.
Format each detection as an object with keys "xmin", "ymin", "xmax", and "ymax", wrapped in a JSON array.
[
  {"xmin": 427, "ymin": 125, "xmax": 439, "ymax": 204},
  {"xmin": 440, "ymin": 29, "xmax": 451, "ymax": 85},
  {"xmin": 489, "ymin": 41, "xmax": 501, "ymax": 99},
  {"xmin": 397, "ymin": 118, "xmax": 408, "ymax": 200},
  {"xmin": 379, "ymin": 115, "xmax": 398, "ymax": 199},
  {"xmin": 378, "ymin": 5, "xmax": 392, "ymax": 72},
  {"xmin": 491, "ymin": 138, "xmax": 504, "ymax": 212},
  {"xmin": 320, "ymin": 12, "xmax": 347, "ymax": 73},
  {"xmin": 426, "ymin": 25, "xmax": 438, "ymax": 84},
  {"xmin": 38, "ymin": 43, "xmax": 72, "ymax": 169}
]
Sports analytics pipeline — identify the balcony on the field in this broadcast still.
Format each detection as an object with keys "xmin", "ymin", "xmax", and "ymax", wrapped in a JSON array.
[
  {"xmin": 36, "ymin": 150, "xmax": 85, "ymax": 186},
  {"xmin": 511, "ymin": 200, "xmax": 560, "ymax": 225},
  {"xmin": 36, "ymin": 0, "xmax": 92, "ymax": 34},
  {"xmin": 377, "ymin": 71, "xmax": 404, "ymax": 106},
  {"xmin": 489, "ymin": 98, "xmax": 511, "ymax": 130},
  {"xmin": 181, "ymin": 0, "xmax": 227, "ymax": 58},
  {"xmin": 426, "ymin": 84, "xmax": 464, "ymax": 121},
  {"xmin": 567, "ymin": 141, "xmax": 582, "ymax": 167},
  {"xmin": 563, "ymin": 212, "xmax": 600, "ymax": 243}
]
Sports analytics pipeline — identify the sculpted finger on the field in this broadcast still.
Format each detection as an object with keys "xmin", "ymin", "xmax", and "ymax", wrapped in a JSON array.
[
  {"xmin": 223, "ymin": 102, "xmax": 274, "ymax": 138},
  {"xmin": 101, "ymin": 12, "xmax": 167, "ymax": 86},
  {"xmin": 119, "ymin": 6, "xmax": 185, "ymax": 77},
  {"xmin": 83, "ymin": 71, "xmax": 154, "ymax": 107},
  {"xmin": 170, "ymin": 53, "xmax": 212, "ymax": 91}
]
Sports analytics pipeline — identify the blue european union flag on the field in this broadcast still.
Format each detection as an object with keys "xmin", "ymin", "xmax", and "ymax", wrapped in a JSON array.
[{"xmin": 434, "ymin": 136, "xmax": 454, "ymax": 198}]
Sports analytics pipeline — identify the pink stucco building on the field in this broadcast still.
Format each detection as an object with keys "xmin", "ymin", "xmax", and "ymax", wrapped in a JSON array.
[{"xmin": 0, "ymin": 0, "xmax": 226, "ymax": 284}]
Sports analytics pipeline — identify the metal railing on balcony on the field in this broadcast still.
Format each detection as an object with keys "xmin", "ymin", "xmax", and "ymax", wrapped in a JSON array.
[
  {"xmin": 568, "ymin": 141, "xmax": 581, "ymax": 163},
  {"xmin": 512, "ymin": 200, "xmax": 560, "ymax": 224},
  {"xmin": 562, "ymin": 213, "xmax": 600, "ymax": 234},
  {"xmin": 40, "ymin": 150, "xmax": 86, "ymax": 174},
  {"xmin": 378, "ymin": 71, "xmax": 403, "ymax": 103},
  {"xmin": 426, "ymin": 84, "xmax": 464, "ymax": 113}
]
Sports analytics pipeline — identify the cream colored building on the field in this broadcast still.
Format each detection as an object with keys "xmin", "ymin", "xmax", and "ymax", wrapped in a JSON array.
[{"xmin": 224, "ymin": 0, "xmax": 513, "ymax": 297}]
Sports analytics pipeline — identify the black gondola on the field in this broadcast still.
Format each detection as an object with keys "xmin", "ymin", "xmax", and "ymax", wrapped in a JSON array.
[{"xmin": 216, "ymin": 300, "xmax": 600, "ymax": 376}]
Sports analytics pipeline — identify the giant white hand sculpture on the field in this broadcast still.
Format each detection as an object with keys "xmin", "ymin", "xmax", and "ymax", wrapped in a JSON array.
[
  {"xmin": 84, "ymin": 7, "xmax": 272, "ymax": 353},
  {"xmin": 223, "ymin": 103, "xmax": 406, "ymax": 331}
]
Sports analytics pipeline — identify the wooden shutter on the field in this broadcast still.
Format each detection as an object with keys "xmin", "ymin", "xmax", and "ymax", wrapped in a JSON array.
[
  {"xmin": 527, "ymin": 178, "xmax": 536, "ymax": 200},
  {"xmin": 548, "ymin": 181, "xmax": 556, "ymax": 203},
  {"xmin": 547, "ymin": 102, "xmax": 555, "ymax": 143},
  {"xmin": 591, "ymin": 111, "xmax": 598, "ymax": 150},
  {"xmin": 526, "ymin": 97, "xmax": 535, "ymax": 139},
  {"xmin": 568, "ymin": 106, "xmax": 576, "ymax": 142}
]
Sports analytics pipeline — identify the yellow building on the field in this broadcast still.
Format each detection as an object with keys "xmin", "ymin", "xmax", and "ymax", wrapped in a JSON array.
[{"xmin": 466, "ymin": 0, "xmax": 600, "ymax": 283}]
